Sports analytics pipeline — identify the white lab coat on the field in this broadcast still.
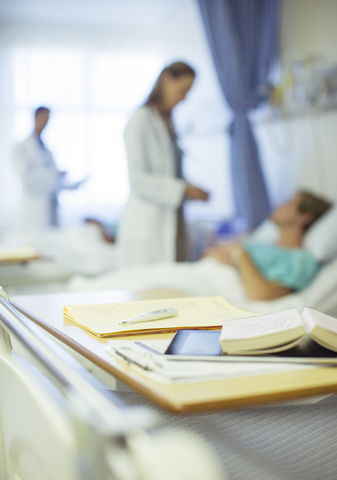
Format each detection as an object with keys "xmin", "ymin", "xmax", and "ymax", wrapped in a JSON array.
[
  {"xmin": 118, "ymin": 105, "xmax": 187, "ymax": 266},
  {"xmin": 12, "ymin": 134, "xmax": 62, "ymax": 231}
]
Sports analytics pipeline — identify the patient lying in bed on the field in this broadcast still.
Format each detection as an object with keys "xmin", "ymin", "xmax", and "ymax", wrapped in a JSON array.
[
  {"xmin": 5, "ymin": 191, "xmax": 334, "ymax": 315},
  {"xmin": 203, "ymin": 191, "xmax": 332, "ymax": 301}
]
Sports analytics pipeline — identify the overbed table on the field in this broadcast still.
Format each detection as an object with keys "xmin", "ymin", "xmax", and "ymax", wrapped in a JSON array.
[{"xmin": 11, "ymin": 288, "xmax": 337, "ymax": 413}]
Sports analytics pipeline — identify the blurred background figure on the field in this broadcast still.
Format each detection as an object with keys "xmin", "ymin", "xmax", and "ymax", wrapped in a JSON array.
[
  {"xmin": 119, "ymin": 62, "xmax": 209, "ymax": 266},
  {"xmin": 1, "ymin": 0, "xmax": 337, "ymax": 265},
  {"xmin": 12, "ymin": 106, "xmax": 84, "ymax": 231}
]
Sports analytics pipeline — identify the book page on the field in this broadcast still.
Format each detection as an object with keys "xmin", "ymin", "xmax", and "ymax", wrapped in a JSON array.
[
  {"xmin": 64, "ymin": 296, "xmax": 256, "ymax": 336},
  {"xmin": 299, "ymin": 308, "xmax": 316, "ymax": 333},
  {"xmin": 302, "ymin": 307, "xmax": 337, "ymax": 334},
  {"xmin": 220, "ymin": 308, "xmax": 303, "ymax": 341}
]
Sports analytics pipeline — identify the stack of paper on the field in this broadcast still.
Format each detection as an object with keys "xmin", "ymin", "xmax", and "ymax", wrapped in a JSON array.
[
  {"xmin": 106, "ymin": 339, "xmax": 316, "ymax": 385},
  {"xmin": 63, "ymin": 296, "xmax": 256, "ymax": 337}
]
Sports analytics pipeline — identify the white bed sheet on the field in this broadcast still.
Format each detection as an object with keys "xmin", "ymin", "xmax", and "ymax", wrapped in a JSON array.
[
  {"xmin": 67, "ymin": 257, "xmax": 337, "ymax": 316},
  {"xmin": 7, "ymin": 257, "xmax": 337, "ymax": 317},
  {"xmin": 0, "ymin": 223, "xmax": 119, "ymax": 287}
]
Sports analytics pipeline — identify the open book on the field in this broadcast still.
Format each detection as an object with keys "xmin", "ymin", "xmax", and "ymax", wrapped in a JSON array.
[
  {"xmin": 220, "ymin": 307, "xmax": 337, "ymax": 355},
  {"xmin": 63, "ymin": 296, "xmax": 255, "ymax": 337}
]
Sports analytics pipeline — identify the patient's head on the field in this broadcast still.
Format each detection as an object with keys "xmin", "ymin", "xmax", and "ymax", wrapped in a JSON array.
[{"xmin": 272, "ymin": 191, "xmax": 332, "ymax": 233}]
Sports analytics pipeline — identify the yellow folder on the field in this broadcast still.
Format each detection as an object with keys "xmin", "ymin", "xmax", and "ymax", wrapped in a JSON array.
[{"xmin": 63, "ymin": 296, "xmax": 255, "ymax": 338}]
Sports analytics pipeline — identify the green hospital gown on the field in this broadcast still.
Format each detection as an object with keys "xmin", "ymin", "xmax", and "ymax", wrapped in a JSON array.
[{"xmin": 244, "ymin": 242, "xmax": 319, "ymax": 291}]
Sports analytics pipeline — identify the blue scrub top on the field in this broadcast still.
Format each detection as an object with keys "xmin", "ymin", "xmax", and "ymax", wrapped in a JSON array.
[{"xmin": 244, "ymin": 242, "xmax": 319, "ymax": 291}]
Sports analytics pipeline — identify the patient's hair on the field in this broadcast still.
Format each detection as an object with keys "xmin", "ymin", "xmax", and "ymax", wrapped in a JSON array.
[
  {"xmin": 298, "ymin": 190, "xmax": 332, "ymax": 231},
  {"xmin": 35, "ymin": 106, "xmax": 50, "ymax": 117},
  {"xmin": 145, "ymin": 62, "xmax": 196, "ymax": 106}
]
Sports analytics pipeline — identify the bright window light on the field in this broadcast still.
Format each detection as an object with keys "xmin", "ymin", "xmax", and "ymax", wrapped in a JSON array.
[
  {"xmin": 91, "ymin": 53, "xmax": 162, "ymax": 109},
  {"xmin": 12, "ymin": 46, "xmax": 163, "ymax": 224},
  {"xmin": 13, "ymin": 47, "xmax": 85, "ymax": 109}
]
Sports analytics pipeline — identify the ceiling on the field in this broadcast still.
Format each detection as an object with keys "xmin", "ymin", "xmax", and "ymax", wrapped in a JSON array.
[{"xmin": 0, "ymin": 0, "xmax": 191, "ymax": 28}]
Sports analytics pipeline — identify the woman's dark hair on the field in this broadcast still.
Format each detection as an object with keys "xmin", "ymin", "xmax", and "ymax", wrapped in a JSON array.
[{"xmin": 145, "ymin": 61, "xmax": 196, "ymax": 106}]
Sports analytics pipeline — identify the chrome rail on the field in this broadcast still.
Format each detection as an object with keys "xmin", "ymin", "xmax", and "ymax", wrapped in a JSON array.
[
  {"xmin": 0, "ymin": 286, "xmax": 154, "ymax": 480},
  {"xmin": 0, "ymin": 286, "xmax": 223, "ymax": 480},
  {"xmin": 0, "ymin": 289, "xmax": 152, "ymax": 431}
]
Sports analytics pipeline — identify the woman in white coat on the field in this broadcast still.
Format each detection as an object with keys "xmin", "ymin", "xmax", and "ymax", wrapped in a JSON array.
[{"xmin": 119, "ymin": 62, "xmax": 209, "ymax": 266}]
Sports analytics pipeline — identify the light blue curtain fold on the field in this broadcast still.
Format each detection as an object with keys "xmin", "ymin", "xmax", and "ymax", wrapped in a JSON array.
[{"xmin": 197, "ymin": 0, "xmax": 279, "ymax": 229}]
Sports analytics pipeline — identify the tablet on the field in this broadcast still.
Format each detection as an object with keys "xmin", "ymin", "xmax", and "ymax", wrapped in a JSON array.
[{"xmin": 165, "ymin": 330, "xmax": 222, "ymax": 356}]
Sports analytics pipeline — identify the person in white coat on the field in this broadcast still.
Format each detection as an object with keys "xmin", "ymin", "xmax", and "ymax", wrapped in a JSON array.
[
  {"xmin": 119, "ymin": 62, "xmax": 209, "ymax": 266},
  {"xmin": 12, "ymin": 107, "xmax": 80, "ymax": 231}
]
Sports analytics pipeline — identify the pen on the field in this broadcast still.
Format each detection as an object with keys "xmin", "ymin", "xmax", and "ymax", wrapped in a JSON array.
[
  {"xmin": 119, "ymin": 307, "xmax": 178, "ymax": 326},
  {"xmin": 113, "ymin": 347, "xmax": 156, "ymax": 370}
]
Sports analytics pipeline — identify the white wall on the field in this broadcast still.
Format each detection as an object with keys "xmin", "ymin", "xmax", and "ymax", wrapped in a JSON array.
[
  {"xmin": 281, "ymin": 0, "xmax": 337, "ymax": 63},
  {"xmin": 255, "ymin": 0, "xmax": 337, "ymax": 207},
  {"xmin": 159, "ymin": 1, "xmax": 233, "ymax": 221}
]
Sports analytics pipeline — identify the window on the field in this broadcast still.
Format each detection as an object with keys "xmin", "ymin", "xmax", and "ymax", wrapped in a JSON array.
[{"xmin": 12, "ymin": 46, "xmax": 163, "ymax": 224}]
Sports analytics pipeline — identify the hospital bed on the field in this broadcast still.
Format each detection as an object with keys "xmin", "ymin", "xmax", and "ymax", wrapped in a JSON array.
[
  {"xmin": 0, "ymin": 287, "xmax": 220, "ymax": 480},
  {"xmin": 0, "ymin": 222, "xmax": 119, "ymax": 288},
  {"xmin": 3, "ymin": 286, "xmax": 337, "ymax": 480},
  {"xmin": 0, "ymin": 219, "xmax": 209, "ymax": 288},
  {"xmin": 4, "ymin": 205, "xmax": 337, "ymax": 317}
]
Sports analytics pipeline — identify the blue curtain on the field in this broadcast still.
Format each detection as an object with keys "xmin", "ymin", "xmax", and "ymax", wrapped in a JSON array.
[{"xmin": 197, "ymin": 0, "xmax": 279, "ymax": 229}]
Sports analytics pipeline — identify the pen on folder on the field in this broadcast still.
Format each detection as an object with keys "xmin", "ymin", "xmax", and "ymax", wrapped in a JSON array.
[{"xmin": 118, "ymin": 307, "xmax": 178, "ymax": 326}]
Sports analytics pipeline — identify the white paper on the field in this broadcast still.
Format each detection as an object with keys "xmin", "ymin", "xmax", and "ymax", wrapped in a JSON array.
[
  {"xmin": 106, "ymin": 339, "xmax": 316, "ymax": 385},
  {"xmin": 135, "ymin": 339, "xmax": 172, "ymax": 354}
]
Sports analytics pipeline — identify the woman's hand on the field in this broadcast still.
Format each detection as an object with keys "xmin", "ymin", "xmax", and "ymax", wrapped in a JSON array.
[{"xmin": 185, "ymin": 183, "xmax": 209, "ymax": 201}]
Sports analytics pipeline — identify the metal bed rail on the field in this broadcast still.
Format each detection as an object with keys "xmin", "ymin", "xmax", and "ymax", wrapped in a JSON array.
[
  {"xmin": 0, "ymin": 286, "xmax": 156, "ymax": 480},
  {"xmin": 0, "ymin": 287, "xmax": 151, "ymax": 429},
  {"xmin": 0, "ymin": 286, "xmax": 222, "ymax": 480}
]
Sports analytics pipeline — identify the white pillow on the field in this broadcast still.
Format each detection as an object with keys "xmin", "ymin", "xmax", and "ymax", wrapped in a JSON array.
[
  {"xmin": 249, "ymin": 219, "xmax": 279, "ymax": 244},
  {"xmin": 304, "ymin": 204, "xmax": 337, "ymax": 262}
]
